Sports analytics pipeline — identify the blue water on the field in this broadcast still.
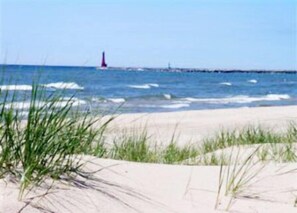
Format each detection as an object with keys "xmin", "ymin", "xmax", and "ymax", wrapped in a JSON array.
[{"xmin": 1, "ymin": 65, "xmax": 297, "ymax": 113}]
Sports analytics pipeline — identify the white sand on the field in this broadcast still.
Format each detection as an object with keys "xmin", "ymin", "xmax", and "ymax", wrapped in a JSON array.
[
  {"xmin": 1, "ymin": 106, "xmax": 297, "ymax": 213},
  {"xmin": 1, "ymin": 158, "xmax": 296, "ymax": 213},
  {"xmin": 108, "ymin": 105, "xmax": 297, "ymax": 145}
]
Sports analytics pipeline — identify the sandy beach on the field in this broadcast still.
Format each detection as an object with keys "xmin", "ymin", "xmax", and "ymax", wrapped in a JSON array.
[
  {"xmin": 108, "ymin": 105, "xmax": 297, "ymax": 145},
  {"xmin": 1, "ymin": 105, "xmax": 297, "ymax": 213}
]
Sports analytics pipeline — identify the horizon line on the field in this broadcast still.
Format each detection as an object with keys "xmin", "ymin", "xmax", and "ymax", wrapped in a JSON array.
[{"xmin": 1, "ymin": 63, "xmax": 297, "ymax": 72}]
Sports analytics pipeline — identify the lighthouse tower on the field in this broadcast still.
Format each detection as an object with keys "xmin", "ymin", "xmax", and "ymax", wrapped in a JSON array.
[{"xmin": 101, "ymin": 51, "xmax": 107, "ymax": 68}]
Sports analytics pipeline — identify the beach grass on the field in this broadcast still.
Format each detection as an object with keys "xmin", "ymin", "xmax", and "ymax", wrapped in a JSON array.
[
  {"xmin": 0, "ymin": 84, "xmax": 112, "ymax": 198},
  {"xmin": 162, "ymin": 142, "xmax": 199, "ymax": 164},
  {"xmin": 199, "ymin": 126, "xmax": 297, "ymax": 163},
  {"xmin": 109, "ymin": 130, "xmax": 200, "ymax": 164},
  {"xmin": 201, "ymin": 127, "xmax": 283, "ymax": 153},
  {"xmin": 215, "ymin": 146, "xmax": 265, "ymax": 210},
  {"xmin": 110, "ymin": 129, "xmax": 159, "ymax": 163},
  {"xmin": 106, "ymin": 124, "xmax": 297, "ymax": 165}
]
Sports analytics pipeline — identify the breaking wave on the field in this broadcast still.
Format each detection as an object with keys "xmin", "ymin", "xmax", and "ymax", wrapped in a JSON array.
[
  {"xmin": 58, "ymin": 97, "xmax": 87, "ymax": 106},
  {"xmin": 163, "ymin": 94, "xmax": 172, "ymax": 100},
  {"xmin": 108, "ymin": 98, "xmax": 125, "ymax": 103},
  {"xmin": 183, "ymin": 94, "xmax": 290, "ymax": 104},
  {"xmin": 248, "ymin": 79, "xmax": 258, "ymax": 84},
  {"xmin": 91, "ymin": 97, "xmax": 107, "ymax": 103},
  {"xmin": 160, "ymin": 103, "xmax": 190, "ymax": 109},
  {"xmin": 0, "ymin": 82, "xmax": 84, "ymax": 91},
  {"xmin": 91, "ymin": 97, "xmax": 125, "ymax": 103},
  {"xmin": 43, "ymin": 82, "xmax": 84, "ymax": 90},
  {"xmin": 4, "ymin": 97, "xmax": 86, "ymax": 110},
  {"xmin": 0, "ymin": 85, "xmax": 32, "ymax": 91},
  {"xmin": 220, "ymin": 82, "xmax": 232, "ymax": 86},
  {"xmin": 128, "ymin": 83, "xmax": 159, "ymax": 89}
]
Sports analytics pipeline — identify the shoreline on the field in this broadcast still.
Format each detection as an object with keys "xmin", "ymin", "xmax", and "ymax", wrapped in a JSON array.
[{"xmin": 107, "ymin": 105, "xmax": 297, "ymax": 145}]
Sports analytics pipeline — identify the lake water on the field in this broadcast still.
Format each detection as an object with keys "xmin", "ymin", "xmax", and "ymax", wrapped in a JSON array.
[{"xmin": 1, "ymin": 65, "xmax": 297, "ymax": 114}]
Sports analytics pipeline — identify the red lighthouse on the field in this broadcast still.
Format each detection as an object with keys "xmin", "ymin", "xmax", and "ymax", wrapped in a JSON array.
[{"xmin": 101, "ymin": 51, "xmax": 107, "ymax": 68}]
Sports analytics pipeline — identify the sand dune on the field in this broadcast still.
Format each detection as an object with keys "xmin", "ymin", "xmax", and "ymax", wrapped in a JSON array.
[
  {"xmin": 1, "ymin": 106, "xmax": 297, "ymax": 213},
  {"xmin": 1, "ymin": 157, "xmax": 296, "ymax": 213}
]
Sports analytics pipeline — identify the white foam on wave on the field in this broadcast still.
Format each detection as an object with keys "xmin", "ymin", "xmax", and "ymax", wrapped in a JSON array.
[
  {"xmin": 220, "ymin": 82, "xmax": 232, "ymax": 86},
  {"xmin": 149, "ymin": 83, "xmax": 159, "ymax": 87},
  {"xmin": 160, "ymin": 103, "xmax": 190, "ymax": 109},
  {"xmin": 5, "ymin": 102, "xmax": 33, "ymax": 110},
  {"xmin": 128, "ymin": 83, "xmax": 159, "ymax": 89},
  {"xmin": 108, "ymin": 98, "xmax": 125, "ymax": 103},
  {"xmin": 163, "ymin": 94, "xmax": 172, "ymax": 100},
  {"xmin": 0, "ymin": 85, "xmax": 32, "ymax": 91},
  {"xmin": 43, "ymin": 82, "xmax": 84, "ymax": 90},
  {"xmin": 129, "ymin": 85, "xmax": 150, "ymax": 89},
  {"xmin": 91, "ymin": 97, "xmax": 125, "ymax": 103},
  {"xmin": 264, "ymin": 94, "xmax": 290, "ymax": 100},
  {"xmin": 248, "ymin": 79, "xmax": 258, "ymax": 84},
  {"xmin": 57, "ymin": 97, "xmax": 87, "ymax": 107},
  {"xmin": 91, "ymin": 97, "xmax": 107, "ymax": 103},
  {"xmin": 5, "ymin": 98, "xmax": 86, "ymax": 110},
  {"xmin": 173, "ymin": 100, "xmax": 191, "ymax": 104},
  {"xmin": 0, "ymin": 82, "xmax": 84, "ymax": 91},
  {"xmin": 183, "ymin": 94, "xmax": 290, "ymax": 104}
]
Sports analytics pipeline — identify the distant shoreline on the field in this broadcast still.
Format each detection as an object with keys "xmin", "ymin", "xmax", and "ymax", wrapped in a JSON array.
[{"xmin": 1, "ymin": 64, "xmax": 297, "ymax": 74}]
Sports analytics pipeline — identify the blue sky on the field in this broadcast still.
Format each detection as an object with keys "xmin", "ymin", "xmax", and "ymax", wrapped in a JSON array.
[{"xmin": 1, "ymin": 0, "xmax": 296, "ymax": 70}]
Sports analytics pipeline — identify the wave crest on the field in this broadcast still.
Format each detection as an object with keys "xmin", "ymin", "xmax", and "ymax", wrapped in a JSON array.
[
  {"xmin": 248, "ymin": 79, "xmax": 258, "ymax": 84},
  {"xmin": 43, "ymin": 82, "xmax": 84, "ymax": 90},
  {"xmin": 108, "ymin": 98, "xmax": 125, "ymax": 103},
  {"xmin": 0, "ymin": 85, "xmax": 32, "ymax": 91},
  {"xmin": 183, "ymin": 94, "xmax": 290, "ymax": 104},
  {"xmin": 0, "ymin": 82, "xmax": 84, "ymax": 91},
  {"xmin": 220, "ymin": 82, "xmax": 232, "ymax": 86},
  {"xmin": 163, "ymin": 94, "xmax": 172, "ymax": 100},
  {"xmin": 160, "ymin": 103, "xmax": 190, "ymax": 109},
  {"xmin": 5, "ymin": 98, "xmax": 86, "ymax": 110},
  {"xmin": 128, "ymin": 83, "xmax": 159, "ymax": 89}
]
